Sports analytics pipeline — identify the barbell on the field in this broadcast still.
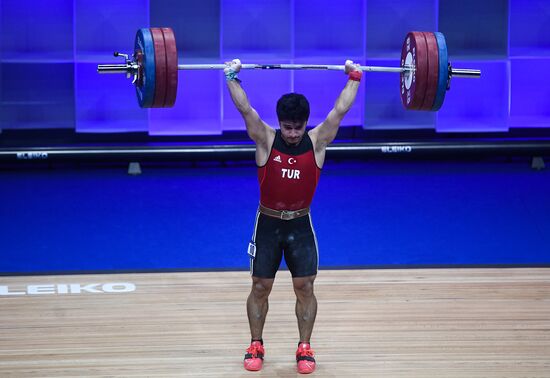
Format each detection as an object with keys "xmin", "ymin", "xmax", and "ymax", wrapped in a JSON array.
[{"xmin": 97, "ymin": 28, "xmax": 481, "ymax": 111}]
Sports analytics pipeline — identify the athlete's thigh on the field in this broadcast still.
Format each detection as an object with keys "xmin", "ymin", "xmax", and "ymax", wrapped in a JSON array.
[
  {"xmin": 251, "ymin": 213, "xmax": 284, "ymax": 278},
  {"xmin": 283, "ymin": 215, "xmax": 318, "ymax": 278}
]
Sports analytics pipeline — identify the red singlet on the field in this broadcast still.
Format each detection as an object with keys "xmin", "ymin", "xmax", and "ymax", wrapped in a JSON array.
[{"xmin": 258, "ymin": 130, "xmax": 321, "ymax": 211}]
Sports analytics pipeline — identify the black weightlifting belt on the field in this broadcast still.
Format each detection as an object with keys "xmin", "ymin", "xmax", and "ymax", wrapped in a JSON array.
[{"xmin": 259, "ymin": 204, "xmax": 310, "ymax": 221}]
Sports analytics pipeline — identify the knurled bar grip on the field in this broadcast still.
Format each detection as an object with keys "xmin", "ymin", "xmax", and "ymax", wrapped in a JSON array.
[
  {"xmin": 182, "ymin": 64, "xmax": 482, "ymax": 78},
  {"xmin": 178, "ymin": 64, "xmax": 409, "ymax": 73}
]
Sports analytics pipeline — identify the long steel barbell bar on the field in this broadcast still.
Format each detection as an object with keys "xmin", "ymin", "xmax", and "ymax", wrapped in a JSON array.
[
  {"xmin": 179, "ymin": 64, "xmax": 480, "ymax": 78},
  {"xmin": 97, "ymin": 62, "xmax": 481, "ymax": 78}
]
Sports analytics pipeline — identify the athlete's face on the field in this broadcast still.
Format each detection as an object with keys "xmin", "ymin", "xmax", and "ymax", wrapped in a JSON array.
[{"xmin": 279, "ymin": 120, "xmax": 307, "ymax": 146}]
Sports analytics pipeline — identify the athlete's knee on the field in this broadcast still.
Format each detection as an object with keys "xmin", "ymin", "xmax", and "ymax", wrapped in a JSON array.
[
  {"xmin": 251, "ymin": 277, "xmax": 274, "ymax": 299},
  {"xmin": 292, "ymin": 275, "xmax": 316, "ymax": 297}
]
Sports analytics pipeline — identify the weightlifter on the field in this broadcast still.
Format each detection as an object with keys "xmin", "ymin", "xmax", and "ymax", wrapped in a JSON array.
[{"xmin": 224, "ymin": 58, "xmax": 362, "ymax": 374}]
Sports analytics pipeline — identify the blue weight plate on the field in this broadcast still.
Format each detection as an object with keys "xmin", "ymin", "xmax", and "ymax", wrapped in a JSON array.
[
  {"xmin": 432, "ymin": 32, "xmax": 448, "ymax": 111},
  {"xmin": 134, "ymin": 28, "xmax": 156, "ymax": 108}
]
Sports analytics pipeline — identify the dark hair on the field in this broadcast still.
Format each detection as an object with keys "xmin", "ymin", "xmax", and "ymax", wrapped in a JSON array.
[{"xmin": 276, "ymin": 93, "xmax": 310, "ymax": 123}]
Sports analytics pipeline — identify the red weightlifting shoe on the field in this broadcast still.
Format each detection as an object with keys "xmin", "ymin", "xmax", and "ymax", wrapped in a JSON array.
[
  {"xmin": 243, "ymin": 340, "xmax": 265, "ymax": 371},
  {"xmin": 296, "ymin": 342, "xmax": 316, "ymax": 374}
]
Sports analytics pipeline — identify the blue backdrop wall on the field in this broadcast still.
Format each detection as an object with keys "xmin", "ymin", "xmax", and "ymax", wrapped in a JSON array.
[
  {"xmin": 0, "ymin": 0, "xmax": 549, "ymax": 134},
  {"xmin": 1, "ymin": 0, "xmax": 550, "ymax": 273},
  {"xmin": 1, "ymin": 159, "xmax": 549, "ymax": 274}
]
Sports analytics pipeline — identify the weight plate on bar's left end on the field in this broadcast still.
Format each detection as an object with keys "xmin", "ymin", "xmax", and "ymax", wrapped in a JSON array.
[
  {"xmin": 134, "ymin": 28, "xmax": 156, "ymax": 108},
  {"xmin": 420, "ymin": 32, "xmax": 439, "ymax": 111},
  {"xmin": 432, "ymin": 32, "xmax": 448, "ymax": 111},
  {"xmin": 161, "ymin": 27, "xmax": 178, "ymax": 108},
  {"xmin": 150, "ymin": 28, "xmax": 167, "ymax": 108},
  {"xmin": 400, "ymin": 31, "xmax": 428, "ymax": 110}
]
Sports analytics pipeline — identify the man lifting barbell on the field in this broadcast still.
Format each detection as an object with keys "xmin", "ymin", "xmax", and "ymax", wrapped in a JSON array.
[
  {"xmin": 96, "ymin": 28, "xmax": 481, "ymax": 374},
  {"xmin": 224, "ymin": 58, "xmax": 362, "ymax": 374}
]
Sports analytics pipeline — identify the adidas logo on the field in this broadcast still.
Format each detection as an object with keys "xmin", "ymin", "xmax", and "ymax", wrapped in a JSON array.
[{"xmin": 273, "ymin": 155, "xmax": 282, "ymax": 163}]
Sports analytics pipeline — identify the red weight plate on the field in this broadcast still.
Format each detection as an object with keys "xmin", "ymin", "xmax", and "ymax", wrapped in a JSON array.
[
  {"xmin": 161, "ymin": 27, "xmax": 178, "ymax": 108},
  {"xmin": 150, "ymin": 28, "xmax": 167, "ymax": 108},
  {"xmin": 400, "ymin": 32, "xmax": 428, "ymax": 110},
  {"xmin": 420, "ymin": 32, "xmax": 439, "ymax": 111}
]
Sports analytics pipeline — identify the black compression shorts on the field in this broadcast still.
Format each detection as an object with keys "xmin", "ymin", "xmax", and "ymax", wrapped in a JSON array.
[{"xmin": 249, "ymin": 211, "xmax": 319, "ymax": 278}]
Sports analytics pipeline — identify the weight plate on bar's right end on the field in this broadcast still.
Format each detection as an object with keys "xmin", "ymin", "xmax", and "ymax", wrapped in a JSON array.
[
  {"xmin": 134, "ymin": 28, "xmax": 156, "ymax": 108},
  {"xmin": 420, "ymin": 32, "xmax": 439, "ymax": 111},
  {"xmin": 432, "ymin": 32, "xmax": 448, "ymax": 111},
  {"xmin": 150, "ymin": 28, "xmax": 167, "ymax": 108},
  {"xmin": 161, "ymin": 27, "xmax": 178, "ymax": 108},
  {"xmin": 400, "ymin": 31, "xmax": 428, "ymax": 110}
]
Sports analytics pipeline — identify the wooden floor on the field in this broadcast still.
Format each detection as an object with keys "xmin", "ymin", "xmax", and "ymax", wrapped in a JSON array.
[{"xmin": 1, "ymin": 268, "xmax": 549, "ymax": 377}]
